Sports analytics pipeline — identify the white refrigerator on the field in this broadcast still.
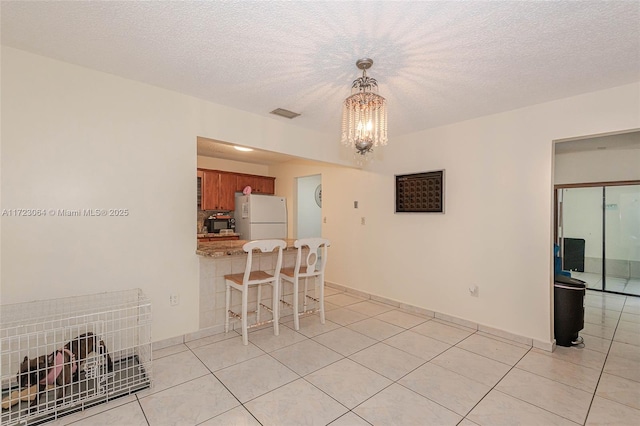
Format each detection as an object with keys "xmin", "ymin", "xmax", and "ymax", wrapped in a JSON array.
[{"xmin": 234, "ymin": 194, "xmax": 287, "ymax": 240}]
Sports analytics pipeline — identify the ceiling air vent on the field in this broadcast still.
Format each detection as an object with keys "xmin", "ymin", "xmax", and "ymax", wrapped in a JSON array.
[{"xmin": 270, "ymin": 108, "xmax": 301, "ymax": 119}]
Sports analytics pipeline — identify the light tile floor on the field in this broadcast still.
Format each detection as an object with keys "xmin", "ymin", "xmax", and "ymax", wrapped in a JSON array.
[
  {"xmin": 50, "ymin": 288, "xmax": 639, "ymax": 425},
  {"xmin": 572, "ymin": 272, "xmax": 640, "ymax": 296}
]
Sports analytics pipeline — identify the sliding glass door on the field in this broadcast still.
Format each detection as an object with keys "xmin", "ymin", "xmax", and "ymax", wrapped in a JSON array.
[
  {"xmin": 556, "ymin": 182, "xmax": 640, "ymax": 296},
  {"xmin": 604, "ymin": 185, "xmax": 640, "ymax": 295},
  {"xmin": 557, "ymin": 187, "xmax": 603, "ymax": 290}
]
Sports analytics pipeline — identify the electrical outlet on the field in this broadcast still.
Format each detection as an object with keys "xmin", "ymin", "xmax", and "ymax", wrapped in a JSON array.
[
  {"xmin": 323, "ymin": 216, "xmax": 327, "ymax": 223},
  {"xmin": 170, "ymin": 294, "xmax": 180, "ymax": 306},
  {"xmin": 361, "ymin": 217, "xmax": 366, "ymax": 225}
]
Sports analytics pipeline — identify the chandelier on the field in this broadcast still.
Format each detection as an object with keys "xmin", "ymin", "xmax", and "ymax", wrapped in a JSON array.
[{"xmin": 341, "ymin": 58, "xmax": 388, "ymax": 159}]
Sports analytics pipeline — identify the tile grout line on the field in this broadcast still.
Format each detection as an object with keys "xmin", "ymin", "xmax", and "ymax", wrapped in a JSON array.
[
  {"xmin": 491, "ymin": 292, "xmax": 627, "ymax": 425},
  {"xmin": 167, "ymin": 303, "xmax": 506, "ymax": 424},
  {"xmin": 453, "ymin": 336, "xmax": 591, "ymax": 425},
  {"xmin": 582, "ymin": 293, "xmax": 637, "ymax": 419},
  {"xmin": 242, "ymin": 330, "xmax": 366, "ymax": 423},
  {"xmin": 235, "ymin": 303, "xmax": 443, "ymax": 424},
  {"xmin": 146, "ymin": 289, "xmax": 638, "ymax": 425},
  {"xmin": 452, "ymin": 331, "xmax": 532, "ymax": 423},
  {"xmin": 135, "ymin": 395, "xmax": 151, "ymax": 426},
  {"xmin": 581, "ymin": 294, "xmax": 624, "ymax": 424},
  {"xmin": 189, "ymin": 325, "xmax": 367, "ymax": 425},
  {"xmin": 186, "ymin": 341, "xmax": 264, "ymax": 426}
]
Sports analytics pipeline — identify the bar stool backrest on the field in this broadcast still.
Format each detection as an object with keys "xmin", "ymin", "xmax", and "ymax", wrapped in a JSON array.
[
  {"xmin": 293, "ymin": 238, "xmax": 330, "ymax": 277},
  {"xmin": 242, "ymin": 239, "xmax": 286, "ymax": 284}
]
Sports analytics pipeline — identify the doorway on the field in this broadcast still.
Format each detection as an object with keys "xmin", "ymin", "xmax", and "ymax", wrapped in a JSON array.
[
  {"xmin": 295, "ymin": 174, "xmax": 322, "ymax": 238},
  {"xmin": 556, "ymin": 181, "xmax": 640, "ymax": 296}
]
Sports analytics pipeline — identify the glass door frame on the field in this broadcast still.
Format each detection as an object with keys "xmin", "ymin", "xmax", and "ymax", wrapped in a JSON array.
[{"xmin": 554, "ymin": 179, "xmax": 640, "ymax": 295}]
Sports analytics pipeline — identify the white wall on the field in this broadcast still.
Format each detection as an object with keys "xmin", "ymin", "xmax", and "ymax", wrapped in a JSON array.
[
  {"xmin": 555, "ymin": 149, "xmax": 640, "ymax": 184},
  {"xmin": 0, "ymin": 47, "xmax": 338, "ymax": 341},
  {"xmin": 3, "ymin": 47, "xmax": 639, "ymax": 346},
  {"xmin": 274, "ymin": 83, "xmax": 640, "ymax": 344},
  {"xmin": 269, "ymin": 161, "xmax": 369, "ymax": 291},
  {"xmin": 356, "ymin": 83, "xmax": 639, "ymax": 343}
]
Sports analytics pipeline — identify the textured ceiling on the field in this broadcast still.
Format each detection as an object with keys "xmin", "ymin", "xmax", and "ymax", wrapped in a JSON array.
[{"xmin": 1, "ymin": 1, "xmax": 639, "ymax": 143}]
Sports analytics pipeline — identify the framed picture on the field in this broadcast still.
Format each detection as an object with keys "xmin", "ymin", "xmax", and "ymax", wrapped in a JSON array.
[{"xmin": 395, "ymin": 170, "xmax": 445, "ymax": 213}]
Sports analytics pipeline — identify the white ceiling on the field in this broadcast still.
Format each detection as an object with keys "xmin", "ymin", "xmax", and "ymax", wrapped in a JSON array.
[
  {"xmin": 2, "ymin": 1, "xmax": 639, "ymax": 148},
  {"xmin": 197, "ymin": 137, "xmax": 302, "ymax": 165}
]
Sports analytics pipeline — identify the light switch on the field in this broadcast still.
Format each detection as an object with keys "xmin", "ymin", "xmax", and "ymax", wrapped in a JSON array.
[{"xmin": 354, "ymin": 201, "xmax": 358, "ymax": 208}]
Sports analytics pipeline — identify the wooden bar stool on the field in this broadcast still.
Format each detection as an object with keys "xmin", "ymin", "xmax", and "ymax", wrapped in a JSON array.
[
  {"xmin": 224, "ymin": 239, "xmax": 286, "ymax": 345},
  {"xmin": 280, "ymin": 238, "xmax": 330, "ymax": 330}
]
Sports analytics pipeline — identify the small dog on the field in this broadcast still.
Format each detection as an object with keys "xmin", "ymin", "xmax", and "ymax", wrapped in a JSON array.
[{"xmin": 17, "ymin": 332, "xmax": 113, "ymax": 408}]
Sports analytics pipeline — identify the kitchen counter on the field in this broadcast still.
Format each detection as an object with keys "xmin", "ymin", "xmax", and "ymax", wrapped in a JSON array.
[{"xmin": 196, "ymin": 239, "xmax": 297, "ymax": 258}]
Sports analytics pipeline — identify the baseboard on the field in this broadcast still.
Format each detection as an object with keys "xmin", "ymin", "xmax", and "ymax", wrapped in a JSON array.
[
  {"xmin": 154, "ymin": 281, "xmax": 554, "ymax": 353},
  {"xmin": 152, "ymin": 335, "xmax": 184, "ymax": 351},
  {"xmin": 534, "ymin": 338, "xmax": 556, "ymax": 352},
  {"xmin": 325, "ymin": 281, "xmax": 553, "ymax": 351},
  {"xmin": 184, "ymin": 324, "xmax": 226, "ymax": 342}
]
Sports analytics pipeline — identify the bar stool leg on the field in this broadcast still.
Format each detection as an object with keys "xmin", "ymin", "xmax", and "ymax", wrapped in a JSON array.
[
  {"xmin": 292, "ymin": 278, "xmax": 300, "ymax": 331},
  {"xmin": 278, "ymin": 280, "xmax": 283, "ymax": 321},
  {"xmin": 302, "ymin": 277, "xmax": 308, "ymax": 312},
  {"xmin": 241, "ymin": 287, "xmax": 249, "ymax": 346},
  {"xmin": 256, "ymin": 284, "xmax": 262, "ymax": 323},
  {"xmin": 319, "ymin": 275, "xmax": 326, "ymax": 324},
  {"xmin": 272, "ymin": 281, "xmax": 280, "ymax": 336},
  {"xmin": 225, "ymin": 284, "xmax": 231, "ymax": 333}
]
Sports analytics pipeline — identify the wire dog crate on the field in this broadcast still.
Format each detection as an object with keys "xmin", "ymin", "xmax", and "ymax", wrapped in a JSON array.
[{"xmin": 1, "ymin": 289, "xmax": 152, "ymax": 425}]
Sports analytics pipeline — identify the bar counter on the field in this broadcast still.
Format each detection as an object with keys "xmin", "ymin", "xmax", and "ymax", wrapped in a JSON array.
[
  {"xmin": 196, "ymin": 239, "xmax": 297, "ymax": 258},
  {"xmin": 196, "ymin": 239, "xmax": 301, "ymax": 331}
]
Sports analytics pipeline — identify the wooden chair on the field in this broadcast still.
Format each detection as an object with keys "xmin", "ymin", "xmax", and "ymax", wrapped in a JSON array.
[
  {"xmin": 280, "ymin": 238, "xmax": 330, "ymax": 330},
  {"xmin": 224, "ymin": 239, "xmax": 286, "ymax": 345}
]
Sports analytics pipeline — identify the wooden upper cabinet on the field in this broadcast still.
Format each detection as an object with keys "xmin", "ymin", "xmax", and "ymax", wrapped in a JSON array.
[
  {"xmin": 201, "ymin": 170, "xmax": 217, "ymax": 210},
  {"xmin": 200, "ymin": 169, "xmax": 276, "ymax": 210},
  {"xmin": 218, "ymin": 172, "xmax": 237, "ymax": 210},
  {"xmin": 236, "ymin": 174, "xmax": 275, "ymax": 195},
  {"xmin": 255, "ymin": 176, "xmax": 275, "ymax": 194},
  {"xmin": 236, "ymin": 175, "xmax": 256, "ymax": 193},
  {"xmin": 201, "ymin": 170, "xmax": 237, "ymax": 210}
]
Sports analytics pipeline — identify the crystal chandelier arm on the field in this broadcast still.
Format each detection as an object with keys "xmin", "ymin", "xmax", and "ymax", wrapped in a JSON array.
[{"xmin": 352, "ymin": 74, "xmax": 378, "ymax": 91}]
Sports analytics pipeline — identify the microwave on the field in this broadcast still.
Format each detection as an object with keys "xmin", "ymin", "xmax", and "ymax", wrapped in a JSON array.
[{"xmin": 205, "ymin": 216, "xmax": 235, "ymax": 234}]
